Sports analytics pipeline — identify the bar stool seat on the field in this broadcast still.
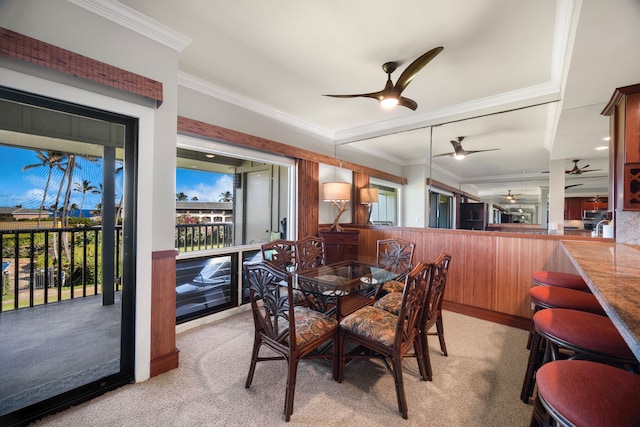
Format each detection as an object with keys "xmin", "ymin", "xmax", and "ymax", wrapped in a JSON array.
[
  {"xmin": 529, "ymin": 285, "xmax": 605, "ymax": 315},
  {"xmin": 531, "ymin": 271, "xmax": 590, "ymax": 292},
  {"xmin": 521, "ymin": 308, "xmax": 638, "ymax": 403},
  {"xmin": 532, "ymin": 360, "xmax": 640, "ymax": 427}
]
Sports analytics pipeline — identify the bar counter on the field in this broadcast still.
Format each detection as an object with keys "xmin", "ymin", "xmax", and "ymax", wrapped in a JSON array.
[{"xmin": 561, "ymin": 240, "xmax": 640, "ymax": 360}]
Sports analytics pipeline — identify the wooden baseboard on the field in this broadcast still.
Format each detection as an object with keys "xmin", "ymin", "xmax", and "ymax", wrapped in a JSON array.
[
  {"xmin": 443, "ymin": 301, "xmax": 531, "ymax": 330},
  {"xmin": 150, "ymin": 348, "xmax": 180, "ymax": 377}
]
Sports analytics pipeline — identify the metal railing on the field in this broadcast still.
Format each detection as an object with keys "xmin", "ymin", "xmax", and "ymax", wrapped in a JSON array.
[
  {"xmin": 1, "ymin": 225, "xmax": 123, "ymax": 312},
  {"xmin": 1, "ymin": 222, "xmax": 236, "ymax": 312},
  {"xmin": 175, "ymin": 222, "xmax": 233, "ymax": 252}
]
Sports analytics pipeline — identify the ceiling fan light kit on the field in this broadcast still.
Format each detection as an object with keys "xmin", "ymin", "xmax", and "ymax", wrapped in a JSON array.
[{"xmin": 323, "ymin": 46, "xmax": 444, "ymax": 111}]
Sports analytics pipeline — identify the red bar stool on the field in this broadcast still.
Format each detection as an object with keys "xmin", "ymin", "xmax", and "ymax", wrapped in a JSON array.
[
  {"xmin": 526, "ymin": 285, "xmax": 606, "ymax": 349},
  {"xmin": 531, "ymin": 360, "xmax": 640, "ymax": 427},
  {"xmin": 521, "ymin": 308, "xmax": 639, "ymax": 404},
  {"xmin": 531, "ymin": 271, "xmax": 590, "ymax": 292}
]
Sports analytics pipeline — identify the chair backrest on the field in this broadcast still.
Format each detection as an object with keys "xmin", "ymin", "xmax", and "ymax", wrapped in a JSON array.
[
  {"xmin": 376, "ymin": 238, "xmax": 415, "ymax": 276},
  {"xmin": 244, "ymin": 262, "xmax": 298, "ymax": 352},
  {"xmin": 421, "ymin": 252, "xmax": 452, "ymax": 328},
  {"xmin": 261, "ymin": 239, "xmax": 298, "ymax": 271},
  {"xmin": 296, "ymin": 236, "xmax": 326, "ymax": 271},
  {"xmin": 394, "ymin": 261, "xmax": 434, "ymax": 349}
]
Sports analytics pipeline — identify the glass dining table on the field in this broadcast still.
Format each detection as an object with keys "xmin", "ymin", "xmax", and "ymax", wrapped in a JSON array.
[{"xmin": 295, "ymin": 260, "xmax": 402, "ymax": 320}]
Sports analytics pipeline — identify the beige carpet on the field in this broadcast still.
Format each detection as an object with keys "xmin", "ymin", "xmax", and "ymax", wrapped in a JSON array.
[{"xmin": 34, "ymin": 310, "xmax": 533, "ymax": 426}]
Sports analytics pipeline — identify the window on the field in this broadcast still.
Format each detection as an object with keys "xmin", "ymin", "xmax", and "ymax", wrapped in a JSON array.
[
  {"xmin": 370, "ymin": 182, "xmax": 399, "ymax": 226},
  {"xmin": 429, "ymin": 190, "xmax": 453, "ymax": 229}
]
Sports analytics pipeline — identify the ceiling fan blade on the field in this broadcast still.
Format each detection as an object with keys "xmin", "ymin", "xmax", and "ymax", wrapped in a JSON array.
[
  {"xmin": 565, "ymin": 184, "xmax": 583, "ymax": 189},
  {"xmin": 463, "ymin": 148, "xmax": 500, "ymax": 155},
  {"xmin": 323, "ymin": 91, "xmax": 383, "ymax": 100},
  {"xmin": 432, "ymin": 152, "xmax": 455, "ymax": 158},
  {"xmin": 395, "ymin": 46, "xmax": 444, "ymax": 93},
  {"xmin": 578, "ymin": 168, "xmax": 602, "ymax": 173},
  {"xmin": 398, "ymin": 96, "xmax": 418, "ymax": 110}
]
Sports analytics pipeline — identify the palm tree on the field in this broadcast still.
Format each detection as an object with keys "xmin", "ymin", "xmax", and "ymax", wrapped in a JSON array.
[
  {"xmin": 22, "ymin": 151, "xmax": 65, "ymax": 228},
  {"xmin": 176, "ymin": 192, "xmax": 188, "ymax": 201},
  {"xmin": 74, "ymin": 179, "xmax": 98, "ymax": 217},
  {"xmin": 219, "ymin": 191, "xmax": 232, "ymax": 202}
]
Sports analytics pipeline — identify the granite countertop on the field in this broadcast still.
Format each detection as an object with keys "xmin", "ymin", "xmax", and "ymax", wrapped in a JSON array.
[{"xmin": 561, "ymin": 240, "xmax": 640, "ymax": 360}]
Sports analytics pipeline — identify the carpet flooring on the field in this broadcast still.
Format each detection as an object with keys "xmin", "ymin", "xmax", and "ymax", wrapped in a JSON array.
[{"xmin": 34, "ymin": 309, "xmax": 534, "ymax": 426}]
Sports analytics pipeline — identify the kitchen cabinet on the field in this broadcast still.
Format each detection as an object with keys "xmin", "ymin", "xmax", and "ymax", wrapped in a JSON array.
[
  {"xmin": 319, "ymin": 229, "xmax": 359, "ymax": 264},
  {"xmin": 602, "ymin": 84, "xmax": 640, "ymax": 211},
  {"xmin": 581, "ymin": 197, "xmax": 608, "ymax": 211},
  {"xmin": 564, "ymin": 198, "xmax": 583, "ymax": 220}
]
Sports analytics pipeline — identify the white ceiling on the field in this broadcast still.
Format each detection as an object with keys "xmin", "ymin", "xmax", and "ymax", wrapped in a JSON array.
[{"xmin": 109, "ymin": 0, "xmax": 640, "ymax": 202}]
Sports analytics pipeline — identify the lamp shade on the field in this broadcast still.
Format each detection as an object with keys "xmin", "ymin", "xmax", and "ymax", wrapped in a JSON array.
[
  {"xmin": 360, "ymin": 187, "xmax": 379, "ymax": 203},
  {"xmin": 323, "ymin": 182, "xmax": 351, "ymax": 201}
]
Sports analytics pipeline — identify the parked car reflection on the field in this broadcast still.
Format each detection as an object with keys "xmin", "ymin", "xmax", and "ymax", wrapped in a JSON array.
[{"xmin": 175, "ymin": 255, "xmax": 233, "ymax": 320}]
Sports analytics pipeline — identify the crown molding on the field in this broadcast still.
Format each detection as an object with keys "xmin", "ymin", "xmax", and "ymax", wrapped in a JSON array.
[
  {"xmin": 68, "ymin": 0, "xmax": 191, "ymax": 52},
  {"xmin": 178, "ymin": 71, "xmax": 334, "ymax": 141}
]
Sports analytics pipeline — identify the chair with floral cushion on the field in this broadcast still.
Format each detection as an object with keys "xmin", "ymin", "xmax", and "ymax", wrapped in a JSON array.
[
  {"xmin": 337, "ymin": 261, "xmax": 434, "ymax": 419},
  {"xmin": 375, "ymin": 238, "xmax": 415, "ymax": 296},
  {"xmin": 244, "ymin": 262, "xmax": 338, "ymax": 422},
  {"xmin": 296, "ymin": 236, "xmax": 326, "ymax": 271},
  {"xmin": 374, "ymin": 252, "xmax": 452, "ymax": 381}
]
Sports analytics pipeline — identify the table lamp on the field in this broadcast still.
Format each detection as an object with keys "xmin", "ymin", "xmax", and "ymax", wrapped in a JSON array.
[
  {"xmin": 323, "ymin": 182, "xmax": 351, "ymax": 232},
  {"xmin": 360, "ymin": 187, "xmax": 378, "ymax": 224}
]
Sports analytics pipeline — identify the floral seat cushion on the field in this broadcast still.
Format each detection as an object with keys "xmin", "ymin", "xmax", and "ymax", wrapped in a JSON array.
[
  {"xmin": 293, "ymin": 306, "xmax": 338, "ymax": 346},
  {"xmin": 373, "ymin": 292, "xmax": 402, "ymax": 315},
  {"xmin": 381, "ymin": 279, "xmax": 404, "ymax": 294},
  {"xmin": 340, "ymin": 306, "xmax": 398, "ymax": 347}
]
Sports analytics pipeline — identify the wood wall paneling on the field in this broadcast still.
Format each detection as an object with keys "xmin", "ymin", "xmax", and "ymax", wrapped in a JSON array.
[
  {"xmin": 150, "ymin": 250, "xmax": 179, "ymax": 377},
  {"xmin": 353, "ymin": 226, "xmax": 589, "ymax": 328},
  {"xmin": 297, "ymin": 159, "xmax": 319, "ymax": 238}
]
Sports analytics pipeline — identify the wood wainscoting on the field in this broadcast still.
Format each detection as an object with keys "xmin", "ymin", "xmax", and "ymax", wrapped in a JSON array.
[{"xmin": 354, "ymin": 226, "xmax": 586, "ymax": 329}]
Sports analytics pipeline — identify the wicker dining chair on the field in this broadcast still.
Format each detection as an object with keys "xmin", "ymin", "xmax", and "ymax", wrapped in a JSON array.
[
  {"xmin": 260, "ymin": 239, "xmax": 298, "ymax": 270},
  {"xmin": 244, "ymin": 262, "xmax": 338, "ymax": 422},
  {"xmin": 375, "ymin": 238, "xmax": 415, "ymax": 295},
  {"xmin": 374, "ymin": 252, "xmax": 452, "ymax": 381},
  {"xmin": 337, "ymin": 261, "xmax": 434, "ymax": 419},
  {"xmin": 296, "ymin": 236, "xmax": 326, "ymax": 271}
]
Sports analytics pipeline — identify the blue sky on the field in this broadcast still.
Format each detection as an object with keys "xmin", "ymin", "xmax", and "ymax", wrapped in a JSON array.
[{"xmin": 0, "ymin": 146, "xmax": 232, "ymax": 209}]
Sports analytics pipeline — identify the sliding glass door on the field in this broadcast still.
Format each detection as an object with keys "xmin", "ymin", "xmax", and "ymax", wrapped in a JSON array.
[{"xmin": 0, "ymin": 87, "xmax": 136, "ymax": 425}]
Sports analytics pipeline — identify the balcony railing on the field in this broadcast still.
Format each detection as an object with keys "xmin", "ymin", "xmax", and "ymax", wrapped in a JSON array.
[
  {"xmin": 1, "ymin": 222, "xmax": 235, "ymax": 312},
  {"xmin": 175, "ymin": 222, "xmax": 233, "ymax": 252},
  {"xmin": 1, "ymin": 225, "xmax": 123, "ymax": 312}
]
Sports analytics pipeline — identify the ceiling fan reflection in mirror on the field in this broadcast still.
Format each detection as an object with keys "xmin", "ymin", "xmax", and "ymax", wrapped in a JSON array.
[
  {"xmin": 323, "ymin": 46, "xmax": 443, "ymax": 110},
  {"xmin": 433, "ymin": 136, "xmax": 500, "ymax": 160},
  {"xmin": 542, "ymin": 159, "xmax": 602, "ymax": 175}
]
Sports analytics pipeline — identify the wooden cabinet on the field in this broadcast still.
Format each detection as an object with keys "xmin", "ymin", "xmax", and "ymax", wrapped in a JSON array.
[
  {"xmin": 564, "ymin": 197, "xmax": 608, "ymax": 219},
  {"xmin": 318, "ymin": 229, "xmax": 359, "ymax": 264},
  {"xmin": 564, "ymin": 198, "xmax": 583, "ymax": 220},
  {"xmin": 459, "ymin": 203, "xmax": 488, "ymax": 230},
  {"xmin": 581, "ymin": 197, "xmax": 608, "ymax": 212},
  {"xmin": 602, "ymin": 84, "xmax": 640, "ymax": 211}
]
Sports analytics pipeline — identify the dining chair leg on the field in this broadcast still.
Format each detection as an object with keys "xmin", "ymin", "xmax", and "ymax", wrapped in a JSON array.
[
  {"xmin": 332, "ymin": 332, "xmax": 340, "ymax": 381},
  {"xmin": 245, "ymin": 337, "xmax": 261, "ymax": 388},
  {"xmin": 284, "ymin": 358, "xmax": 299, "ymax": 422},
  {"xmin": 435, "ymin": 315, "xmax": 448, "ymax": 356},
  {"xmin": 419, "ymin": 330, "xmax": 433, "ymax": 381},
  {"xmin": 391, "ymin": 355, "xmax": 409, "ymax": 419},
  {"xmin": 337, "ymin": 332, "xmax": 347, "ymax": 383},
  {"xmin": 413, "ymin": 336, "xmax": 430, "ymax": 382}
]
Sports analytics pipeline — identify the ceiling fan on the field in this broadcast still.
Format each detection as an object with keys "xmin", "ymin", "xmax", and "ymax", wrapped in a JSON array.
[
  {"xmin": 566, "ymin": 159, "xmax": 602, "ymax": 175},
  {"xmin": 323, "ymin": 46, "xmax": 444, "ymax": 110},
  {"xmin": 565, "ymin": 183, "xmax": 583, "ymax": 189},
  {"xmin": 433, "ymin": 136, "xmax": 499, "ymax": 160},
  {"xmin": 501, "ymin": 190, "xmax": 521, "ymax": 202},
  {"xmin": 542, "ymin": 160, "xmax": 602, "ymax": 175}
]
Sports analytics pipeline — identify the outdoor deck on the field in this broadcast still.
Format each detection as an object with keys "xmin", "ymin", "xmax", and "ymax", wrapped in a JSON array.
[{"xmin": 0, "ymin": 293, "xmax": 122, "ymax": 416}]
